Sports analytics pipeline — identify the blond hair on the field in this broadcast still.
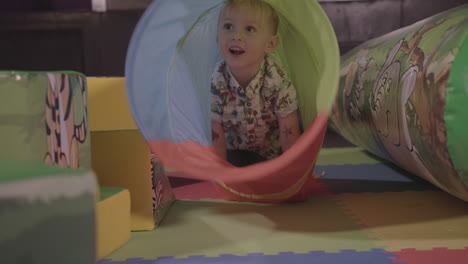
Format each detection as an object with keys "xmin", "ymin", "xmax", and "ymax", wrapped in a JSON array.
[{"xmin": 221, "ymin": 0, "xmax": 279, "ymax": 34}]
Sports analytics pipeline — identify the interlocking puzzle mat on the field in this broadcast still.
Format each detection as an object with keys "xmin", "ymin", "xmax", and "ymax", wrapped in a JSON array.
[{"xmin": 98, "ymin": 147, "xmax": 468, "ymax": 264}]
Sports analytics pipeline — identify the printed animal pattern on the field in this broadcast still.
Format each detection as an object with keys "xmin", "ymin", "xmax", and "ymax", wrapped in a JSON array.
[
  {"xmin": 151, "ymin": 153, "xmax": 175, "ymax": 225},
  {"xmin": 330, "ymin": 9, "xmax": 468, "ymax": 199},
  {"xmin": 150, "ymin": 155, "xmax": 158, "ymax": 214},
  {"xmin": 44, "ymin": 73, "xmax": 87, "ymax": 169}
]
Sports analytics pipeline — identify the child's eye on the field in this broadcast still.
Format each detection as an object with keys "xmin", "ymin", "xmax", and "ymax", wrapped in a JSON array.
[
  {"xmin": 223, "ymin": 23, "xmax": 233, "ymax": 30},
  {"xmin": 246, "ymin": 26, "xmax": 256, "ymax": 32}
]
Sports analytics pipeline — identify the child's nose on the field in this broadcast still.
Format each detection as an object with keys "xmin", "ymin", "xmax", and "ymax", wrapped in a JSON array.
[{"xmin": 232, "ymin": 30, "xmax": 244, "ymax": 40}]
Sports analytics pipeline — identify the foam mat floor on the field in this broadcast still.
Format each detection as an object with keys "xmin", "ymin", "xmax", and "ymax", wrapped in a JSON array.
[{"xmin": 99, "ymin": 147, "xmax": 468, "ymax": 264}]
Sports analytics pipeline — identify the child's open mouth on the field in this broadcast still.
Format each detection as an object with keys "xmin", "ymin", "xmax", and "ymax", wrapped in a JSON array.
[{"xmin": 229, "ymin": 47, "xmax": 245, "ymax": 55}]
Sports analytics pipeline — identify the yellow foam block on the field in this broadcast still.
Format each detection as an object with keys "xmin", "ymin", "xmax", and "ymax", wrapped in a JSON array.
[
  {"xmin": 96, "ymin": 187, "xmax": 131, "ymax": 259},
  {"xmin": 87, "ymin": 77, "xmax": 137, "ymax": 131},
  {"xmin": 88, "ymin": 77, "xmax": 174, "ymax": 231},
  {"xmin": 91, "ymin": 130, "xmax": 155, "ymax": 230}
]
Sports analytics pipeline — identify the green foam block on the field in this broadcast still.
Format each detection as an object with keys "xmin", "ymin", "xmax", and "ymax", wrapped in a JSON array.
[
  {"xmin": 0, "ymin": 71, "xmax": 91, "ymax": 169},
  {"xmin": 0, "ymin": 159, "xmax": 97, "ymax": 264}
]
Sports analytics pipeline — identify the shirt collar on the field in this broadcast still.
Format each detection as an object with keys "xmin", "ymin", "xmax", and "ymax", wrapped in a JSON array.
[{"xmin": 224, "ymin": 58, "xmax": 266, "ymax": 99}]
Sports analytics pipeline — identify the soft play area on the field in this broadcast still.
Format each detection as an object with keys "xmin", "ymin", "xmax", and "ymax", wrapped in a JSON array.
[{"xmin": 1, "ymin": 0, "xmax": 468, "ymax": 263}]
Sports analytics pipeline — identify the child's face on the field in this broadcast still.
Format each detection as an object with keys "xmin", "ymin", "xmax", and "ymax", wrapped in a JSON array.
[{"xmin": 217, "ymin": 5, "xmax": 279, "ymax": 74}]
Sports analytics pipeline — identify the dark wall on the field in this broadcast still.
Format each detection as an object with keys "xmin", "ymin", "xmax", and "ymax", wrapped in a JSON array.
[
  {"xmin": 0, "ymin": 0, "xmax": 91, "ymax": 12},
  {"xmin": 0, "ymin": 10, "xmax": 143, "ymax": 76},
  {"xmin": 0, "ymin": 0, "xmax": 466, "ymax": 76},
  {"xmin": 321, "ymin": 0, "xmax": 467, "ymax": 54}
]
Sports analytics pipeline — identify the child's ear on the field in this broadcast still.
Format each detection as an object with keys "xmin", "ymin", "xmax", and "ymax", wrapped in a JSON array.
[{"xmin": 265, "ymin": 35, "xmax": 280, "ymax": 54}]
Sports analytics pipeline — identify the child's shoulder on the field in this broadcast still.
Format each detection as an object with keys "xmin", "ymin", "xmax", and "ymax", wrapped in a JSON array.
[
  {"xmin": 264, "ymin": 56, "xmax": 290, "ymax": 84},
  {"xmin": 213, "ymin": 59, "xmax": 229, "ymax": 73},
  {"xmin": 211, "ymin": 60, "xmax": 228, "ymax": 81},
  {"xmin": 265, "ymin": 57, "xmax": 289, "ymax": 86}
]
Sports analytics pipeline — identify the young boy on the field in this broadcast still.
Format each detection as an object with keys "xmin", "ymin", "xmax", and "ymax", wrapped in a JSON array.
[{"xmin": 211, "ymin": 0, "xmax": 301, "ymax": 166}]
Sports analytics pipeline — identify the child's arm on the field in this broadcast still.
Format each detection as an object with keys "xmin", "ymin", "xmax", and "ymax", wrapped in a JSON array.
[
  {"xmin": 278, "ymin": 110, "xmax": 301, "ymax": 152},
  {"xmin": 212, "ymin": 122, "xmax": 227, "ymax": 160}
]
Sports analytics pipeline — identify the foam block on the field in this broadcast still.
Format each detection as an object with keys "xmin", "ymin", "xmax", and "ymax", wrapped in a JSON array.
[
  {"xmin": 0, "ymin": 159, "xmax": 97, "ymax": 264},
  {"xmin": 96, "ymin": 187, "xmax": 131, "ymax": 259},
  {"xmin": 151, "ymin": 154, "xmax": 175, "ymax": 227},
  {"xmin": 0, "ymin": 72, "xmax": 91, "ymax": 169},
  {"xmin": 88, "ymin": 77, "xmax": 174, "ymax": 231}
]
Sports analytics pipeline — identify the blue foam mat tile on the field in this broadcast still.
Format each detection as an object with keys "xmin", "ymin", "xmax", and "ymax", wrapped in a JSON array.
[
  {"xmin": 99, "ymin": 249, "xmax": 402, "ymax": 264},
  {"xmin": 276, "ymin": 251, "xmax": 295, "ymax": 255},
  {"xmin": 247, "ymin": 253, "xmax": 265, "ymax": 257},
  {"xmin": 97, "ymin": 258, "xmax": 148, "ymax": 264},
  {"xmin": 304, "ymin": 250, "xmax": 327, "ymax": 256},
  {"xmin": 315, "ymin": 163, "xmax": 439, "ymax": 193}
]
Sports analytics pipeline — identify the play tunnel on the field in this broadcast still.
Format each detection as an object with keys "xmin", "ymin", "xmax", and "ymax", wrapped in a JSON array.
[
  {"xmin": 126, "ymin": 0, "xmax": 468, "ymax": 203},
  {"xmin": 330, "ymin": 5, "xmax": 468, "ymax": 202},
  {"xmin": 125, "ymin": 0, "xmax": 340, "ymax": 203}
]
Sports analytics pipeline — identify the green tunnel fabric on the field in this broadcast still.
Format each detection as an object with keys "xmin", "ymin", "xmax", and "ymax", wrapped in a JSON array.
[{"xmin": 446, "ymin": 30, "xmax": 468, "ymax": 190}]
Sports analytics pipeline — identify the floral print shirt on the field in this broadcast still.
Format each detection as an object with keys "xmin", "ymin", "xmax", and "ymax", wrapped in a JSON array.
[{"xmin": 211, "ymin": 56, "xmax": 298, "ymax": 159}]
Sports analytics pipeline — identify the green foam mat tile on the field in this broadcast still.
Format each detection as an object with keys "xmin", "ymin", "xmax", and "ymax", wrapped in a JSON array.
[{"xmin": 316, "ymin": 147, "xmax": 387, "ymax": 166}]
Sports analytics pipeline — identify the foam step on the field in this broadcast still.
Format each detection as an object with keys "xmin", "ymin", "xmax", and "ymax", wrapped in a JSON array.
[
  {"xmin": 96, "ymin": 186, "xmax": 131, "ymax": 259},
  {"xmin": 0, "ymin": 159, "xmax": 97, "ymax": 264},
  {"xmin": 151, "ymin": 154, "xmax": 175, "ymax": 227},
  {"xmin": 88, "ymin": 77, "xmax": 175, "ymax": 231}
]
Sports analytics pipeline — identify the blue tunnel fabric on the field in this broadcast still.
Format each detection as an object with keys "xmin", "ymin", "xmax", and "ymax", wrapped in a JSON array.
[
  {"xmin": 126, "ymin": 0, "xmax": 340, "ymax": 147},
  {"xmin": 126, "ymin": 0, "xmax": 223, "ymax": 146}
]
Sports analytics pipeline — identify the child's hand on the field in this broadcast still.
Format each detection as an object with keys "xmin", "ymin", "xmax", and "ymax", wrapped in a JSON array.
[
  {"xmin": 278, "ymin": 111, "xmax": 301, "ymax": 152},
  {"xmin": 212, "ymin": 122, "xmax": 227, "ymax": 160}
]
